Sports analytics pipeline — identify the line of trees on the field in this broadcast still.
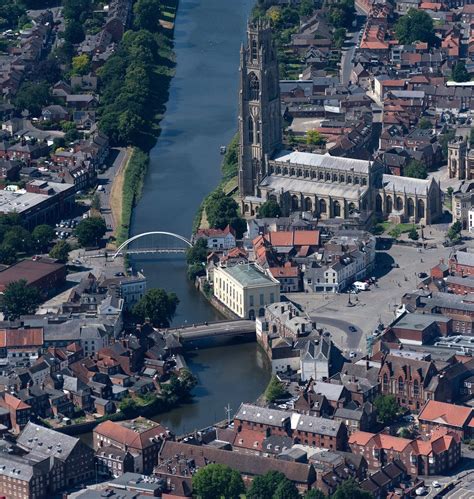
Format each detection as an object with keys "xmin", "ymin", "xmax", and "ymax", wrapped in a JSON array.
[{"xmin": 98, "ymin": 0, "xmax": 174, "ymax": 150}]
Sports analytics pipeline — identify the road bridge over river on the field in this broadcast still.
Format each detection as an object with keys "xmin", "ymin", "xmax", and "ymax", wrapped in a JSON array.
[{"xmin": 164, "ymin": 320, "xmax": 256, "ymax": 343}]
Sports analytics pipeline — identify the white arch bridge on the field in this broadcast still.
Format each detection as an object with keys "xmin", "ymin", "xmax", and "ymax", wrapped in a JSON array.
[{"xmin": 111, "ymin": 231, "xmax": 193, "ymax": 259}]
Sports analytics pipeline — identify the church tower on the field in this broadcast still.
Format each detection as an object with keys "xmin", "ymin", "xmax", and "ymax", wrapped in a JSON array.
[{"xmin": 238, "ymin": 20, "xmax": 282, "ymax": 197}]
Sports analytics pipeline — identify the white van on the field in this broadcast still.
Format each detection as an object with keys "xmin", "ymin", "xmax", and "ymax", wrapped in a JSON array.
[{"xmin": 353, "ymin": 281, "xmax": 369, "ymax": 291}]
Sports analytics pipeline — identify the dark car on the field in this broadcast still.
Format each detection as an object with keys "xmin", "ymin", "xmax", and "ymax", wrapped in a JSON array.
[
  {"xmin": 348, "ymin": 326, "xmax": 357, "ymax": 332},
  {"xmin": 418, "ymin": 272, "xmax": 428, "ymax": 278}
]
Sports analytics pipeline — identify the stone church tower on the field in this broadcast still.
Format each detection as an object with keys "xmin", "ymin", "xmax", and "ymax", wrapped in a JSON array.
[
  {"xmin": 448, "ymin": 136, "xmax": 467, "ymax": 179},
  {"xmin": 238, "ymin": 20, "xmax": 282, "ymax": 197}
]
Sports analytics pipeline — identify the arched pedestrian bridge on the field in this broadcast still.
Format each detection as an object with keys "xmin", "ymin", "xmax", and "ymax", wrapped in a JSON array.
[{"xmin": 112, "ymin": 231, "xmax": 193, "ymax": 259}]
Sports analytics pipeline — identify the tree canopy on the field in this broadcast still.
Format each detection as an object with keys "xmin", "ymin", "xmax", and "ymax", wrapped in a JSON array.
[
  {"xmin": 204, "ymin": 190, "xmax": 246, "ymax": 238},
  {"xmin": 329, "ymin": 0, "xmax": 354, "ymax": 29},
  {"xmin": 75, "ymin": 217, "xmax": 106, "ymax": 247},
  {"xmin": 2, "ymin": 279, "xmax": 42, "ymax": 320},
  {"xmin": 258, "ymin": 199, "xmax": 282, "ymax": 218},
  {"xmin": 404, "ymin": 160, "xmax": 428, "ymax": 179},
  {"xmin": 395, "ymin": 9, "xmax": 436, "ymax": 46},
  {"xmin": 133, "ymin": 0, "xmax": 161, "ymax": 31},
  {"xmin": 452, "ymin": 61, "xmax": 470, "ymax": 83},
  {"xmin": 264, "ymin": 375, "xmax": 286, "ymax": 403},
  {"xmin": 32, "ymin": 224, "xmax": 55, "ymax": 252},
  {"xmin": 447, "ymin": 220, "xmax": 462, "ymax": 241},
  {"xmin": 374, "ymin": 394, "xmax": 401, "ymax": 425},
  {"xmin": 332, "ymin": 478, "xmax": 373, "ymax": 499},
  {"xmin": 249, "ymin": 471, "xmax": 299, "ymax": 499},
  {"xmin": 192, "ymin": 463, "xmax": 245, "ymax": 499},
  {"xmin": 49, "ymin": 241, "xmax": 71, "ymax": 263},
  {"xmin": 306, "ymin": 129, "xmax": 326, "ymax": 146},
  {"xmin": 408, "ymin": 227, "xmax": 419, "ymax": 241},
  {"xmin": 305, "ymin": 490, "xmax": 327, "ymax": 499},
  {"xmin": 13, "ymin": 82, "xmax": 50, "ymax": 116},
  {"xmin": 132, "ymin": 288, "xmax": 179, "ymax": 327}
]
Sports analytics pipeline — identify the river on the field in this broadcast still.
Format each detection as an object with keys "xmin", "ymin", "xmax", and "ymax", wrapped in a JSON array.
[{"xmin": 127, "ymin": 0, "xmax": 270, "ymax": 435}]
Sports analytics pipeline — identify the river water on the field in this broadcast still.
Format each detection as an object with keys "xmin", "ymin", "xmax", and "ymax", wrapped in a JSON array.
[{"xmin": 128, "ymin": 0, "xmax": 271, "ymax": 434}]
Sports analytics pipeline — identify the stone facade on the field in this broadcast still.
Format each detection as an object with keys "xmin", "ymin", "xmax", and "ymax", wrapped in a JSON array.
[{"xmin": 238, "ymin": 23, "xmax": 442, "ymax": 226}]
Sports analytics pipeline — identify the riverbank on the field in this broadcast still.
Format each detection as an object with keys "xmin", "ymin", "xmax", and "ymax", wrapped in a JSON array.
[{"xmin": 103, "ymin": 0, "xmax": 179, "ymax": 245}]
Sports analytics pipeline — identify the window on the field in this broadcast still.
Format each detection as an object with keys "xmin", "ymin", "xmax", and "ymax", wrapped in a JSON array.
[
  {"xmin": 398, "ymin": 377, "xmax": 404, "ymax": 393},
  {"xmin": 383, "ymin": 373, "xmax": 389, "ymax": 391},
  {"xmin": 248, "ymin": 116, "xmax": 254, "ymax": 143},
  {"xmin": 259, "ymin": 294, "xmax": 264, "ymax": 305},
  {"xmin": 249, "ymin": 295, "xmax": 254, "ymax": 307},
  {"xmin": 413, "ymin": 379, "xmax": 419, "ymax": 397}
]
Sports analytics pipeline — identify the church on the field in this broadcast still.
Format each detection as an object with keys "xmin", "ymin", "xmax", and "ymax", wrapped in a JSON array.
[{"xmin": 238, "ymin": 21, "xmax": 442, "ymax": 226}]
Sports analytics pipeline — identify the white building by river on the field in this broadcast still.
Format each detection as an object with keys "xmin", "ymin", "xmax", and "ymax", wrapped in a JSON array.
[{"xmin": 213, "ymin": 264, "xmax": 280, "ymax": 319}]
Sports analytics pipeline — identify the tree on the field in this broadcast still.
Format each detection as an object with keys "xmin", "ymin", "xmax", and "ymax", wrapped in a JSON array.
[
  {"xmin": 332, "ymin": 479, "xmax": 373, "ymax": 499},
  {"xmin": 63, "ymin": 0, "xmax": 92, "ymax": 21},
  {"xmin": 452, "ymin": 61, "xmax": 470, "ymax": 83},
  {"xmin": 2, "ymin": 280, "xmax": 42, "ymax": 320},
  {"xmin": 264, "ymin": 375, "xmax": 286, "ymax": 403},
  {"xmin": 13, "ymin": 81, "xmax": 50, "ymax": 116},
  {"xmin": 205, "ymin": 190, "xmax": 246, "ymax": 237},
  {"xmin": 133, "ymin": 0, "xmax": 161, "ymax": 31},
  {"xmin": 404, "ymin": 160, "xmax": 427, "ymax": 179},
  {"xmin": 31, "ymin": 59, "xmax": 61, "ymax": 84},
  {"xmin": 374, "ymin": 394, "xmax": 401, "ymax": 425},
  {"xmin": 192, "ymin": 463, "xmax": 245, "ymax": 499},
  {"xmin": 274, "ymin": 478, "xmax": 300, "ymax": 499},
  {"xmin": 32, "ymin": 224, "xmax": 55, "ymax": 252},
  {"xmin": 440, "ymin": 129, "xmax": 456, "ymax": 157},
  {"xmin": 299, "ymin": 0, "xmax": 314, "ymax": 17},
  {"xmin": 91, "ymin": 193, "xmax": 101, "ymax": 212},
  {"xmin": 448, "ymin": 220, "xmax": 462, "ymax": 241},
  {"xmin": 186, "ymin": 237, "xmax": 208, "ymax": 265},
  {"xmin": 132, "ymin": 288, "xmax": 179, "ymax": 327},
  {"xmin": 408, "ymin": 227, "xmax": 419, "ymax": 241},
  {"xmin": 329, "ymin": 0, "xmax": 354, "ymax": 29},
  {"xmin": 248, "ymin": 471, "xmax": 293, "ymax": 499},
  {"xmin": 305, "ymin": 490, "xmax": 326, "ymax": 499},
  {"xmin": 75, "ymin": 217, "xmax": 106, "ymax": 247},
  {"xmin": 3, "ymin": 226, "xmax": 33, "ymax": 253},
  {"xmin": 446, "ymin": 186, "xmax": 454, "ymax": 198},
  {"xmin": 306, "ymin": 129, "xmax": 327, "ymax": 146},
  {"xmin": 258, "ymin": 199, "xmax": 281, "ymax": 218},
  {"xmin": 418, "ymin": 117, "xmax": 432, "ymax": 129},
  {"xmin": 64, "ymin": 20, "xmax": 85, "ymax": 44},
  {"xmin": 49, "ymin": 241, "xmax": 71, "ymax": 263},
  {"xmin": 395, "ymin": 9, "xmax": 435, "ymax": 46},
  {"xmin": 0, "ymin": 244, "xmax": 16, "ymax": 265},
  {"xmin": 71, "ymin": 54, "xmax": 91, "ymax": 75},
  {"xmin": 333, "ymin": 27, "xmax": 347, "ymax": 49}
]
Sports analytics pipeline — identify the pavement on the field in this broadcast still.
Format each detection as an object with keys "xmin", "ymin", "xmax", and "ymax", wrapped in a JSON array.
[{"xmin": 289, "ymin": 235, "xmax": 474, "ymax": 353}]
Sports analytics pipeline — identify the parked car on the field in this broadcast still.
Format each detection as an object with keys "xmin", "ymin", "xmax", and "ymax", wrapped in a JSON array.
[{"xmin": 348, "ymin": 326, "xmax": 357, "ymax": 332}]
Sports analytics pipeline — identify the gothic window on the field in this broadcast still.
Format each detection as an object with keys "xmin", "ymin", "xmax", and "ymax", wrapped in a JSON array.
[
  {"xmin": 305, "ymin": 170, "xmax": 310, "ymax": 178},
  {"xmin": 291, "ymin": 195, "xmax": 299, "ymax": 210},
  {"xmin": 407, "ymin": 198, "xmax": 415, "ymax": 217},
  {"xmin": 326, "ymin": 172, "xmax": 331, "ymax": 181},
  {"xmin": 297, "ymin": 169, "xmax": 302, "ymax": 177},
  {"xmin": 332, "ymin": 174, "xmax": 338, "ymax": 182},
  {"xmin": 256, "ymin": 120, "xmax": 261, "ymax": 143},
  {"xmin": 249, "ymin": 72, "xmax": 259, "ymax": 101},
  {"xmin": 283, "ymin": 167, "xmax": 288, "ymax": 175},
  {"xmin": 318, "ymin": 171, "xmax": 323, "ymax": 180},
  {"xmin": 398, "ymin": 377, "xmax": 404, "ymax": 393},
  {"xmin": 383, "ymin": 373, "xmax": 389, "ymax": 391},
  {"xmin": 396, "ymin": 196, "xmax": 403, "ymax": 211},
  {"xmin": 362, "ymin": 177, "xmax": 367, "ymax": 186},
  {"xmin": 276, "ymin": 166, "xmax": 281, "ymax": 174},
  {"xmin": 354, "ymin": 177, "xmax": 359, "ymax": 184},
  {"xmin": 348, "ymin": 202, "xmax": 356, "ymax": 213},
  {"xmin": 333, "ymin": 200, "xmax": 341, "ymax": 217},
  {"xmin": 319, "ymin": 199, "xmax": 327, "ymax": 213},
  {"xmin": 290, "ymin": 168, "xmax": 295, "ymax": 176},
  {"xmin": 413, "ymin": 379, "xmax": 419, "ymax": 397},
  {"xmin": 418, "ymin": 199, "xmax": 425, "ymax": 219},
  {"xmin": 339, "ymin": 174, "xmax": 344, "ymax": 182},
  {"xmin": 251, "ymin": 40, "xmax": 257, "ymax": 61},
  {"xmin": 248, "ymin": 116, "xmax": 254, "ymax": 143},
  {"xmin": 386, "ymin": 195, "xmax": 393, "ymax": 213},
  {"xmin": 304, "ymin": 198, "xmax": 313, "ymax": 211},
  {"xmin": 376, "ymin": 194, "xmax": 382, "ymax": 212},
  {"xmin": 347, "ymin": 176, "xmax": 352, "ymax": 184}
]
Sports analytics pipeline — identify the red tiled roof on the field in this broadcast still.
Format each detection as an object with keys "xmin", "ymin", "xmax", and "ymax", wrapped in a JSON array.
[
  {"xmin": 265, "ymin": 230, "xmax": 320, "ymax": 248},
  {"xmin": 195, "ymin": 225, "xmax": 235, "ymax": 238},
  {"xmin": 269, "ymin": 266, "xmax": 299, "ymax": 278},
  {"xmin": 348, "ymin": 431, "xmax": 374, "ymax": 446},
  {"xmin": 0, "ymin": 328, "xmax": 43, "ymax": 348},
  {"xmin": 375, "ymin": 433, "xmax": 412, "ymax": 452},
  {"xmin": 3, "ymin": 392, "xmax": 30, "ymax": 411},
  {"xmin": 94, "ymin": 418, "xmax": 168, "ymax": 450},
  {"xmin": 233, "ymin": 429, "xmax": 265, "ymax": 451},
  {"xmin": 418, "ymin": 400, "xmax": 472, "ymax": 428}
]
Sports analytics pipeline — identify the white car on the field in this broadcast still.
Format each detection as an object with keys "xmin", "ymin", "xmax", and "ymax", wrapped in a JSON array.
[
  {"xmin": 432, "ymin": 481, "xmax": 441, "ymax": 488},
  {"xmin": 415, "ymin": 486, "xmax": 427, "ymax": 496}
]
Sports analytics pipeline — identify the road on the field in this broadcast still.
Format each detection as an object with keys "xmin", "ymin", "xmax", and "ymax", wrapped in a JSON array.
[
  {"xmin": 310, "ymin": 316, "xmax": 363, "ymax": 350},
  {"xmin": 340, "ymin": 8, "xmax": 367, "ymax": 85},
  {"xmin": 96, "ymin": 147, "xmax": 128, "ymax": 239}
]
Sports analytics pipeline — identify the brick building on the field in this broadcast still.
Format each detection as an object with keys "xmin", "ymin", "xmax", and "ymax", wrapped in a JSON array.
[
  {"xmin": 449, "ymin": 250, "xmax": 474, "ymax": 276},
  {"xmin": 418, "ymin": 400, "xmax": 473, "ymax": 440},
  {"xmin": 349, "ymin": 428, "xmax": 461, "ymax": 476},
  {"xmin": 0, "ymin": 258, "xmax": 66, "ymax": 297},
  {"xmin": 445, "ymin": 275, "xmax": 474, "ymax": 295},
  {"xmin": 93, "ymin": 417, "xmax": 172, "ymax": 474}
]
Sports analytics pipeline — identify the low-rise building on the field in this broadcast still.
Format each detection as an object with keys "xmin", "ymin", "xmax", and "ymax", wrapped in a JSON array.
[
  {"xmin": 349, "ymin": 428, "xmax": 461, "ymax": 476},
  {"xmin": 213, "ymin": 264, "xmax": 280, "ymax": 319},
  {"xmin": 418, "ymin": 400, "xmax": 473, "ymax": 440},
  {"xmin": 93, "ymin": 417, "xmax": 171, "ymax": 474},
  {"xmin": 194, "ymin": 225, "xmax": 236, "ymax": 250}
]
